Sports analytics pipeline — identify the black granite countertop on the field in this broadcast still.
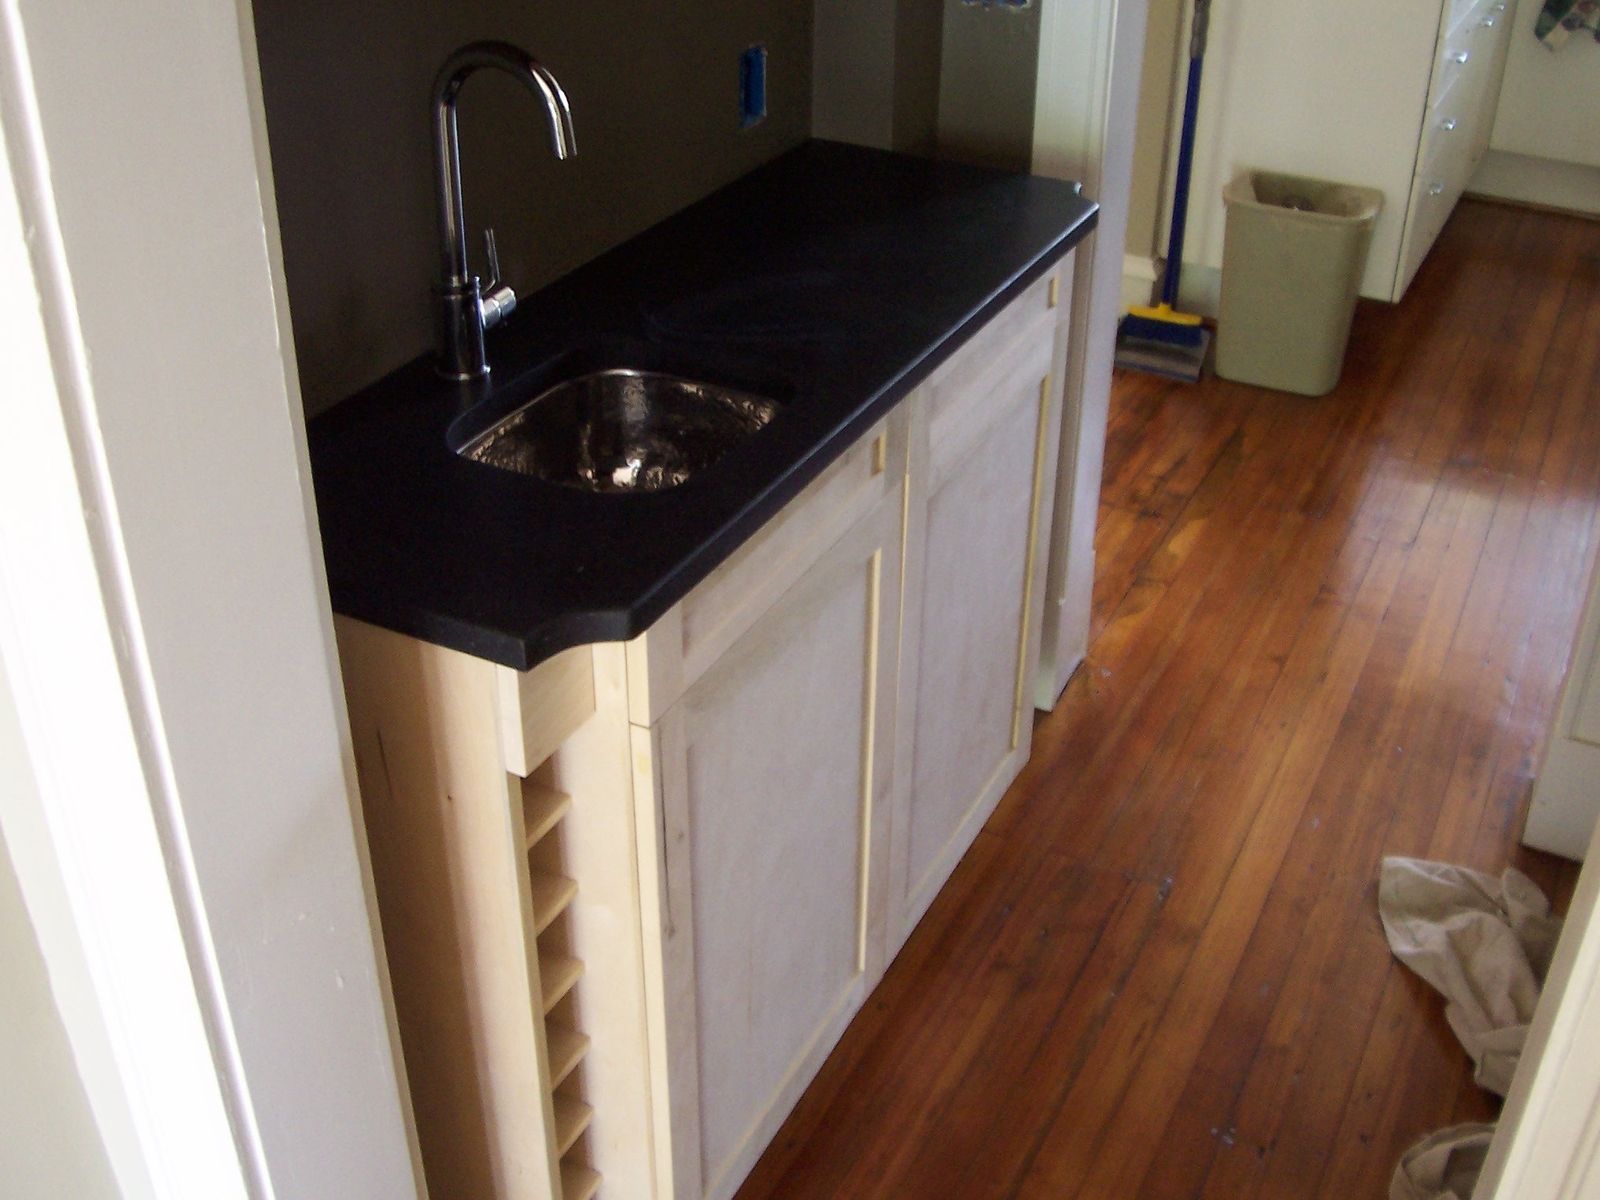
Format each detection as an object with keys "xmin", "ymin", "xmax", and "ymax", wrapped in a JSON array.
[{"xmin": 310, "ymin": 140, "xmax": 1097, "ymax": 669}]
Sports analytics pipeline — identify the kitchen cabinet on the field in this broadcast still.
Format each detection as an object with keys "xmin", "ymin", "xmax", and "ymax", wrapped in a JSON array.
[
  {"xmin": 334, "ymin": 253, "xmax": 1073, "ymax": 1200},
  {"xmin": 1395, "ymin": 0, "xmax": 1517, "ymax": 298},
  {"xmin": 891, "ymin": 265, "xmax": 1068, "ymax": 947},
  {"xmin": 618, "ymin": 405, "xmax": 907, "ymax": 1200}
]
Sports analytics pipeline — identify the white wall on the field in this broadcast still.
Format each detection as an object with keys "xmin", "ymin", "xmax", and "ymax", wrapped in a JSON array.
[
  {"xmin": 0, "ymin": 662, "xmax": 124, "ymax": 1200},
  {"xmin": 1126, "ymin": 0, "xmax": 1441, "ymax": 309},
  {"xmin": 1491, "ymin": 0, "xmax": 1600, "ymax": 167},
  {"xmin": 1479, "ymin": 811, "xmax": 1600, "ymax": 1198},
  {"xmin": 0, "ymin": 1, "xmax": 424, "ymax": 1195},
  {"xmin": 1523, "ymin": 557, "xmax": 1600, "ymax": 860},
  {"xmin": 936, "ymin": 0, "xmax": 1042, "ymax": 171},
  {"xmin": 1125, "ymin": 0, "xmax": 1184, "ymax": 262}
]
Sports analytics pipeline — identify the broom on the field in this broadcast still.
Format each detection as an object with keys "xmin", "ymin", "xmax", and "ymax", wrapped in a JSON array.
[{"xmin": 1116, "ymin": 0, "xmax": 1212, "ymax": 382}]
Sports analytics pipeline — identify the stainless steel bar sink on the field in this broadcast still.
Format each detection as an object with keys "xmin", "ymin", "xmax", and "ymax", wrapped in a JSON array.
[{"xmin": 455, "ymin": 368, "xmax": 783, "ymax": 493}]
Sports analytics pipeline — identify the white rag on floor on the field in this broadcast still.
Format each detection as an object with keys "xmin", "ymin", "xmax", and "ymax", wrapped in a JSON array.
[
  {"xmin": 1390, "ymin": 1123, "xmax": 1496, "ymax": 1200},
  {"xmin": 1377, "ymin": 856, "xmax": 1563, "ymax": 1097}
]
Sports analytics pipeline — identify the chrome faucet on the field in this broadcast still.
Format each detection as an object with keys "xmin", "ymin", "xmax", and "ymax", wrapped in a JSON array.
[{"xmin": 431, "ymin": 41, "xmax": 576, "ymax": 381}]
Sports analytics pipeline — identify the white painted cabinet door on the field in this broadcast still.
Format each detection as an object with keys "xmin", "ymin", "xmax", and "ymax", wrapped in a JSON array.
[
  {"xmin": 644, "ymin": 493, "xmax": 902, "ymax": 1200},
  {"xmin": 891, "ymin": 315, "xmax": 1061, "ymax": 952}
]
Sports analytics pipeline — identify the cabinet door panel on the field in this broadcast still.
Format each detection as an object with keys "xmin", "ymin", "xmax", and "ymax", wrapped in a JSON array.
[
  {"xmin": 910, "ymin": 395, "xmax": 1038, "ymax": 899},
  {"xmin": 895, "ymin": 338, "xmax": 1058, "ymax": 948},
  {"xmin": 654, "ymin": 495, "xmax": 902, "ymax": 1200}
]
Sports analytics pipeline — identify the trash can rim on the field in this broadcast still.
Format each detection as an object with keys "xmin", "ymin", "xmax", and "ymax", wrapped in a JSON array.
[{"xmin": 1222, "ymin": 170, "xmax": 1383, "ymax": 224}]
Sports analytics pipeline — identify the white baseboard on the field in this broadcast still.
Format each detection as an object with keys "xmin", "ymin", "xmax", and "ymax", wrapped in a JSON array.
[
  {"xmin": 1121, "ymin": 253, "xmax": 1157, "ymax": 312},
  {"xmin": 1121, "ymin": 255, "xmax": 1221, "ymax": 319},
  {"xmin": 1469, "ymin": 150, "xmax": 1600, "ymax": 217}
]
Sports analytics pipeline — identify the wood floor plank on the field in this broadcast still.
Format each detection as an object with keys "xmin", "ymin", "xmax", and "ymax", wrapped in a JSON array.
[
  {"xmin": 1183, "ymin": 201, "xmax": 1572, "ymax": 1200},
  {"xmin": 733, "ymin": 200, "xmax": 1597, "ymax": 1200}
]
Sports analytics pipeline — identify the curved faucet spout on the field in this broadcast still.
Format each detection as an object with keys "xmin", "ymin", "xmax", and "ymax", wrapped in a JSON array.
[{"xmin": 431, "ymin": 41, "xmax": 576, "ymax": 379}]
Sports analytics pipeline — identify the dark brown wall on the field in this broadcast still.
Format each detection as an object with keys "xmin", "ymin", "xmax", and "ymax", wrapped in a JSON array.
[
  {"xmin": 253, "ymin": 1, "xmax": 812, "ymax": 413},
  {"xmin": 935, "ymin": 0, "xmax": 1040, "ymax": 172}
]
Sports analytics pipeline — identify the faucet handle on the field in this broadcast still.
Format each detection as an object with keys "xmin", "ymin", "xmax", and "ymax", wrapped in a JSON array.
[{"xmin": 480, "ymin": 227, "xmax": 517, "ymax": 330}]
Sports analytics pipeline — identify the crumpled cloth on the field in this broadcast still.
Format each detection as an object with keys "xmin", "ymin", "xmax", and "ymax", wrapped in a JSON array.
[
  {"xmin": 1390, "ymin": 1123, "xmax": 1496, "ymax": 1200},
  {"xmin": 1378, "ymin": 856, "xmax": 1563, "ymax": 1096},
  {"xmin": 1536, "ymin": 0, "xmax": 1600, "ymax": 48}
]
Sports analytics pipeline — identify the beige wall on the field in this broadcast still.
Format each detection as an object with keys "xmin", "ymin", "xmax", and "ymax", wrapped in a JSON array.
[
  {"xmin": 253, "ymin": 1, "xmax": 813, "ymax": 413},
  {"xmin": 0, "ymin": 667, "xmax": 122, "ymax": 1200},
  {"xmin": 935, "ymin": 0, "xmax": 1041, "ymax": 172},
  {"xmin": 811, "ymin": 0, "xmax": 943, "ymax": 155},
  {"xmin": 813, "ymin": 0, "xmax": 897, "ymax": 147},
  {"xmin": 893, "ymin": 0, "xmax": 945, "ymax": 155},
  {"xmin": 1125, "ymin": 0, "xmax": 1185, "ymax": 260}
]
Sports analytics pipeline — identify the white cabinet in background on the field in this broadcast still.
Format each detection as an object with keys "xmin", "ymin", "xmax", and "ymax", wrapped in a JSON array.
[
  {"xmin": 1395, "ymin": 0, "xmax": 1518, "ymax": 297},
  {"xmin": 1196, "ymin": 0, "xmax": 1515, "ymax": 303}
]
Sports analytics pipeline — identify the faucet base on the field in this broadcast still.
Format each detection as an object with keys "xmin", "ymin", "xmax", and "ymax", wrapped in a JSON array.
[{"xmin": 435, "ymin": 279, "xmax": 490, "ymax": 380}]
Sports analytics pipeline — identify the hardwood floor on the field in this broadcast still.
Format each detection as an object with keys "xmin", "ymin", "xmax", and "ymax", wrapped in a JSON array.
[{"xmin": 733, "ymin": 199, "xmax": 1600, "ymax": 1200}]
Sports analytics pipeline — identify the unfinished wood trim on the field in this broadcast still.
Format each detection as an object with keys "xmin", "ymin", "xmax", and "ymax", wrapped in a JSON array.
[
  {"xmin": 1012, "ymin": 373, "xmax": 1055, "ymax": 751},
  {"xmin": 928, "ymin": 320, "xmax": 1057, "ymax": 489},
  {"xmin": 890, "ymin": 295, "xmax": 1067, "ymax": 954},
  {"xmin": 856, "ymin": 545, "xmax": 885, "ymax": 975},
  {"xmin": 925, "ymin": 266, "xmax": 1060, "ymax": 391},
  {"xmin": 642, "ymin": 710, "xmax": 707, "ymax": 1200},
  {"xmin": 539, "ymin": 643, "xmax": 666, "ymax": 1200},
  {"xmin": 1035, "ymin": 247, "xmax": 1088, "ymax": 710},
  {"xmin": 335, "ymin": 616, "xmax": 561, "ymax": 1200},
  {"xmin": 497, "ymin": 646, "xmax": 596, "ymax": 778},
  {"xmin": 626, "ymin": 412, "xmax": 906, "ymax": 726},
  {"xmin": 886, "ymin": 382, "xmax": 932, "ymax": 968}
]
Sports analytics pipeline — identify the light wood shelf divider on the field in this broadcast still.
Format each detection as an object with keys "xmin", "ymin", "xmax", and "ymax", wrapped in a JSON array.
[
  {"xmin": 545, "ymin": 1025, "xmax": 589, "ymax": 1090},
  {"xmin": 523, "ymin": 783, "xmax": 573, "ymax": 849},
  {"xmin": 523, "ymin": 742, "xmax": 599, "ymax": 1198},
  {"xmin": 553, "ymin": 1093, "xmax": 594, "ymax": 1156},
  {"xmin": 560, "ymin": 1162, "xmax": 602, "ymax": 1200},
  {"xmin": 540, "ymin": 952, "xmax": 584, "ymax": 1014},
  {"xmin": 529, "ymin": 871, "xmax": 579, "ymax": 934}
]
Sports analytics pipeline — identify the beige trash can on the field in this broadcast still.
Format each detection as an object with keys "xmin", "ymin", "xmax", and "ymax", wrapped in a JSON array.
[{"xmin": 1216, "ymin": 171, "xmax": 1383, "ymax": 397}]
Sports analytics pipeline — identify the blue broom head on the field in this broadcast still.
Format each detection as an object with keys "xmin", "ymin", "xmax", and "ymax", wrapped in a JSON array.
[{"xmin": 1119, "ymin": 313, "xmax": 1208, "ymax": 349}]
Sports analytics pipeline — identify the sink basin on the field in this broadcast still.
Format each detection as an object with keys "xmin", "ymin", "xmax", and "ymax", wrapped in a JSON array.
[{"xmin": 458, "ymin": 368, "xmax": 783, "ymax": 493}]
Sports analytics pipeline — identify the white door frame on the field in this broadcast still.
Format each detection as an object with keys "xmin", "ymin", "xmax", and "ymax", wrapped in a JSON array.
[
  {"xmin": 1031, "ymin": 0, "xmax": 1151, "ymax": 707},
  {"xmin": 1479, "ymin": 809, "xmax": 1600, "ymax": 1199},
  {"xmin": 0, "ymin": 2, "xmax": 422, "ymax": 1196}
]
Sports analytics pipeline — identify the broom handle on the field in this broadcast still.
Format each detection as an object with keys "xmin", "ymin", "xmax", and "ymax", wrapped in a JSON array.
[{"xmin": 1162, "ymin": 0, "xmax": 1209, "ymax": 308}]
